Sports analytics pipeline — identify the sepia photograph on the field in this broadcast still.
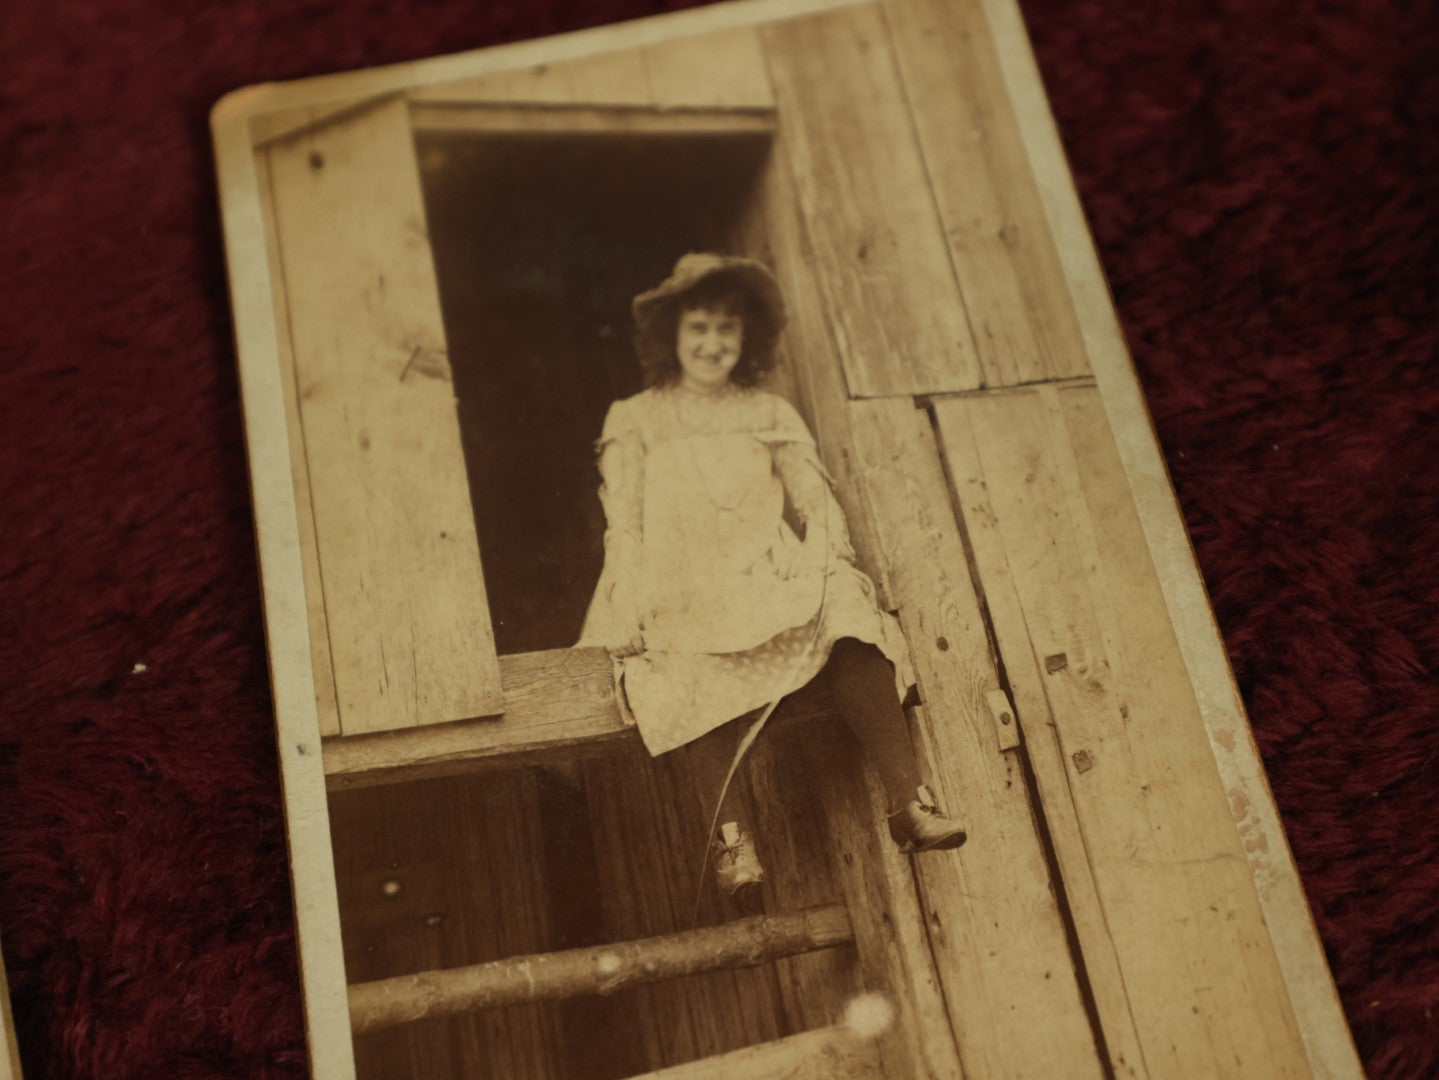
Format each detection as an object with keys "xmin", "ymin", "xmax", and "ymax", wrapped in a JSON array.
[
  {"xmin": 7, "ymin": 0, "xmax": 1438, "ymax": 1071},
  {"xmin": 210, "ymin": 0, "xmax": 1362, "ymax": 1076}
]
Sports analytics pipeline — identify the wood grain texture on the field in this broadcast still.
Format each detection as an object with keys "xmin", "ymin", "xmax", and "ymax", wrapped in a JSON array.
[
  {"xmin": 849, "ymin": 396, "xmax": 1101, "ymax": 1079},
  {"xmin": 408, "ymin": 47, "xmax": 654, "ymax": 106},
  {"xmin": 641, "ymin": 26, "xmax": 775, "ymax": 109},
  {"xmin": 628, "ymin": 1024, "xmax": 884, "ymax": 1080},
  {"xmin": 983, "ymin": 689, "xmax": 1023, "ymax": 753},
  {"xmin": 744, "ymin": 720, "xmax": 865, "ymax": 1035},
  {"xmin": 935, "ymin": 386, "xmax": 1310, "ymax": 1078},
  {"xmin": 407, "ymin": 24, "xmax": 773, "ymax": 111},
  {"xmin": 731, "ymin": 159, "xmax": 964, "ymax": 1080},
  {"xmin": 935, "ymin": 387, "xmax": 1146, "ymax": 1078},
  {"xmin": 322, "ymin": 649, "xmax": 625, "ymax": 788},
  {"xmin": 266, "ymin": 98, "xmax": 503, "ymax": 735},
  {"xmin": 330, "ymin": 770, "xmax": 562, "ymax": 1079},
  {"xmin": 735, "ymin": 128, "xmax": 894, "ymax": 608},
  {"xmin": 762, "ymin": 3, "xmax": 981, "ymax": 397},
  {"xmin": 973, "ymin": 0, "xmax": 1364, "ymax": 1067},
  {"xmin": 324, "ymin": 650, "xmax": 845, "ymax": 791},
  {"xmin": 348, "ymin": 905, "xmax": 852, "ymax": 1031},
  {"xmin": 808, "ymin": 730, "xmax": 964, "ymax": 1080},
  {"xmin": 885, "ymin": 0, "xmax": 1087, "ymax": 385},
  {"xmin": 409, "ymin": 102, "xmax": 776, "ymax": 136},
  {"xmin": 581, "ymin": 740, "xmax": 792, "ymax": 1073}
]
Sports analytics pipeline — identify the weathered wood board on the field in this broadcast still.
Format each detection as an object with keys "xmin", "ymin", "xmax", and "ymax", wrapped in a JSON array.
[
  {"xmin": 579, "ymin": 743, "xmax": 798, "ymax": 1073},
  {"xmin": 330, "ymin": 771, "xmax": 562, "ymax": 1078},
  {"xmin": 211, "ymin": 0, "xmax": 1364, "ymax": 1078},
  {"xmin": 937, "ymin": 387, "xmax": 1314, "ymax": 1076},
  {"xmin": 263, "ymin": 97, "xmax": 504, "ymax": 737},
  {"xmin": 762, "ymin": 4, "xmax": 982, "ymax": 398},
  {"xmin": 850, "ymin": 396, "xmax": 1101, "ymax": 1078}
]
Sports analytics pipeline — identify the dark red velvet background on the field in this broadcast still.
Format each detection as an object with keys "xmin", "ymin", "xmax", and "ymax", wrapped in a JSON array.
[{"xmin": 2, "ymin": 0, "xmax": 1435, "ymax": 1076}]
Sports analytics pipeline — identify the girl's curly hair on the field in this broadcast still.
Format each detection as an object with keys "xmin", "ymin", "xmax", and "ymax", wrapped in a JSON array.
[{"xmin": 634, "ymin": 274, "xmax": 782, "ymax": 389}]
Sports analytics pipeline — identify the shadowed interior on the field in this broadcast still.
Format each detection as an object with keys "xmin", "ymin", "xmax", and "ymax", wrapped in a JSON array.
[{"xmin": 418, "ymin": 130, "xmax": 773, "ymax": 655}]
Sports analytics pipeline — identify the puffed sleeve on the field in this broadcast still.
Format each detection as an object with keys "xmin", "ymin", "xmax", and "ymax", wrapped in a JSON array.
[
  {"xmin": 767, "ymin": 395, "xmax": 857, "ymax": 565},
  {"xmin": 576, "ymin": 398, "xmax": 646, "ymax": 648},
  {"xmin": 596, "ymin": 398, "xmax": 645, "ymax": 553}
]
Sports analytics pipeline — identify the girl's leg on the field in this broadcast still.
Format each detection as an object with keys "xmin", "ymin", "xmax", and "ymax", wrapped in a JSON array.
[
  {"xmin": 686, "ymin": 715, "xmax": 767, "ymax": 895},
  {"xmin": 824, "ymin": 637, "xmax": 923, "ymax": 811},
  {"xmin": 685, "ymin": 715, "xmax": 750, "ymax": 826}
]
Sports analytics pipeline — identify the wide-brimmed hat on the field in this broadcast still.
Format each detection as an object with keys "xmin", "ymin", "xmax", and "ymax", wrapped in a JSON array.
[{"xmin": 632, "ymin": 253, "xmax": 787, "ymax": 331}]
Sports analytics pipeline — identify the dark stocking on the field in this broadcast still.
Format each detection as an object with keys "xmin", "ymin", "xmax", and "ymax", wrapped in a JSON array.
[
  {"xmin": 685, "ymin": 638, "xmax": 922, "ymax": 826},
  {"xmin": 686, "ymin": 714, "xmax": 750, "ymax": 827},
  {"xmin": 824, "ymin": 637, "xmax": 923, "ymax": 811}
]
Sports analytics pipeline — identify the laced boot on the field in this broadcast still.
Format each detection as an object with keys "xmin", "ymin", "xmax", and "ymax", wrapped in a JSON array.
[
  {"xmin": 887, "ymin": 785, "xmax": 968, "ymax": 854},
  {"xmin": 713, "ymin": 822, "xmax": 765, "ymax": 896}
]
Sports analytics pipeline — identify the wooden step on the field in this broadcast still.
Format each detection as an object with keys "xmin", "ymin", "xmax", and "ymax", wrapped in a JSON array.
[
  {"xmin": 323, "ymin": 648, "xmax": 627, "ymax": 790},
  {"xmin": 322, "ymin": 648, "xmax": 841, "ymax": 790},
  {"xmin": 348, "ymin": 904, "xmax": 853, "ymax": 1034}
]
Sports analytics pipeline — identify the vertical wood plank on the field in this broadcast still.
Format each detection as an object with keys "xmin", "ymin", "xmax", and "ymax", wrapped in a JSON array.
[
  {"xmin": 641, "ymin": 26, "xmax": 775, "ymax": 109},
  {"xmin": 849, "ymin": 396, "xmax": 1101, "ymax": 1079},
  {"xmin": 811, "ymin": 730, "xmax": 964, "ymax": 1080},
  {"xmin": 733, "ymin": 142, "xmax": 963, "ymax": 1080},
  {"xmin": 762, "ymin": 4, "xmax": 982, "ymax": 397},
  {"xmin": 935, "ymin": 392, "xmax": 1147, "ymax": 1079},
  {"xmin": 582, "ymin": 747, "xmax": 695, "ymax": 1070},
  {"xmin": 935, "ymin": 388, "xmax": 1311, "ymax": 1078},
  {"xmin": 734, "ymin": 129, "xmax": 893, "ymax": 607},
  {"xmin": 745, "ymin": 721, "xmax": 866, "ymax": 1033},
  {"xmin": 885, "ymin": 0, "xmax": 1088, "ymax": 386},
  {"xmin": 258, "ymin": 149, "xmax": 342, "ymax": 737},
  {"xmin": 582, "ymin": 741, "xmax": 790, "ymax": 1073},
  {"xmin": 330, "ymin": 772, "xmax": 562, "ymax": 1078},
  {"xmin": 267, "ymin": 99, "xmax": 503, "ymax": 734},
  {"xmin": 975, "ymin": 2, "xmax": 1367, "ymax": 1063}
]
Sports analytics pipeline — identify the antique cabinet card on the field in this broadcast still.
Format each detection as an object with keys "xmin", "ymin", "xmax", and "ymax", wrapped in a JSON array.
[{"xmin": 211, "ymin": 0, "xmax": 1362, "ymax": 1076}]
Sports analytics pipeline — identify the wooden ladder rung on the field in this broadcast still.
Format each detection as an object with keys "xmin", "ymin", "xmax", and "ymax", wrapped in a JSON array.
[
  {"xmin": 622, "ymin": 1023, "xmax": 885, "ymax": 1080},
  {"xmin": 348, "ymin": 903, "xmax": 854, "ymax": 1034}
]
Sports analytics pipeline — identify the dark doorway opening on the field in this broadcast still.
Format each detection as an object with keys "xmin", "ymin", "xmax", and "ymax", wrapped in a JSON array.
[{"xmin": 418, "ymin": 129, "xmax": 773, "ymax": 655}]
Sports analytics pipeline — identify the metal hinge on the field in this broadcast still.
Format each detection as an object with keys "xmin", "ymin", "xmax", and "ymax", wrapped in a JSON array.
[{"xmin": 985, "ymin": 689, "xmax": 1022, "ymax": 752}]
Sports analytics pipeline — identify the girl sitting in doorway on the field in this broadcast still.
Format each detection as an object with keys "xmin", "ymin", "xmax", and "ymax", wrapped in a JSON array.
[{"xmin": 578, "ymin": 252, "xmax": 967, "ymax": 896}]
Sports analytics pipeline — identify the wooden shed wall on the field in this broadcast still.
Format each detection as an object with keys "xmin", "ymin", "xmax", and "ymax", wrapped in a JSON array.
[{"xmin": 755, "ymin": 4, "xmax": 1314, "ymax": 1075}]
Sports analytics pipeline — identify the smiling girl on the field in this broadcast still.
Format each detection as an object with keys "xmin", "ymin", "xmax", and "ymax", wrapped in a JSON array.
[{"xmin": 578, "ymin": 253, "xmax": 967, "ymax": 896}]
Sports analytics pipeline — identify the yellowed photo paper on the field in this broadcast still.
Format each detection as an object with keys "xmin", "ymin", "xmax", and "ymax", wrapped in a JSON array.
[{"xmin": 211, "ymin": 0, "xmax": 1362, "ymax": 1076}]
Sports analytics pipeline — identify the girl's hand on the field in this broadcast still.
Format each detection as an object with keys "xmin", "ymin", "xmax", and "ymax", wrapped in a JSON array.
[
  {"xmin": 776, "ymin": 526, "xmax": 816, "ymax": 580},
  {"xmin": 605, "ymin": 618, "xmax": 645, "ymax": 658},
  {"xmin": 613, "ymin": 628, "xmax": 646, "ymax": 658},
  {"xmin": 798, "ymin": 522, "xmax": 841, "ymax": 575}
]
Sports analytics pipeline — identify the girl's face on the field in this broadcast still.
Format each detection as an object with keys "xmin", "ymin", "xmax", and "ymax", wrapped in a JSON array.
[{"xmin": 675, "ymin": 304, "xmax": 744, "ymax": 392}]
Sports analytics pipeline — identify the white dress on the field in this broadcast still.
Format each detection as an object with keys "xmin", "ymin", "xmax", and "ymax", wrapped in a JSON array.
[{"xmin": 577, "ymin": 384, "xmax": 911, "ymax": 756}]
